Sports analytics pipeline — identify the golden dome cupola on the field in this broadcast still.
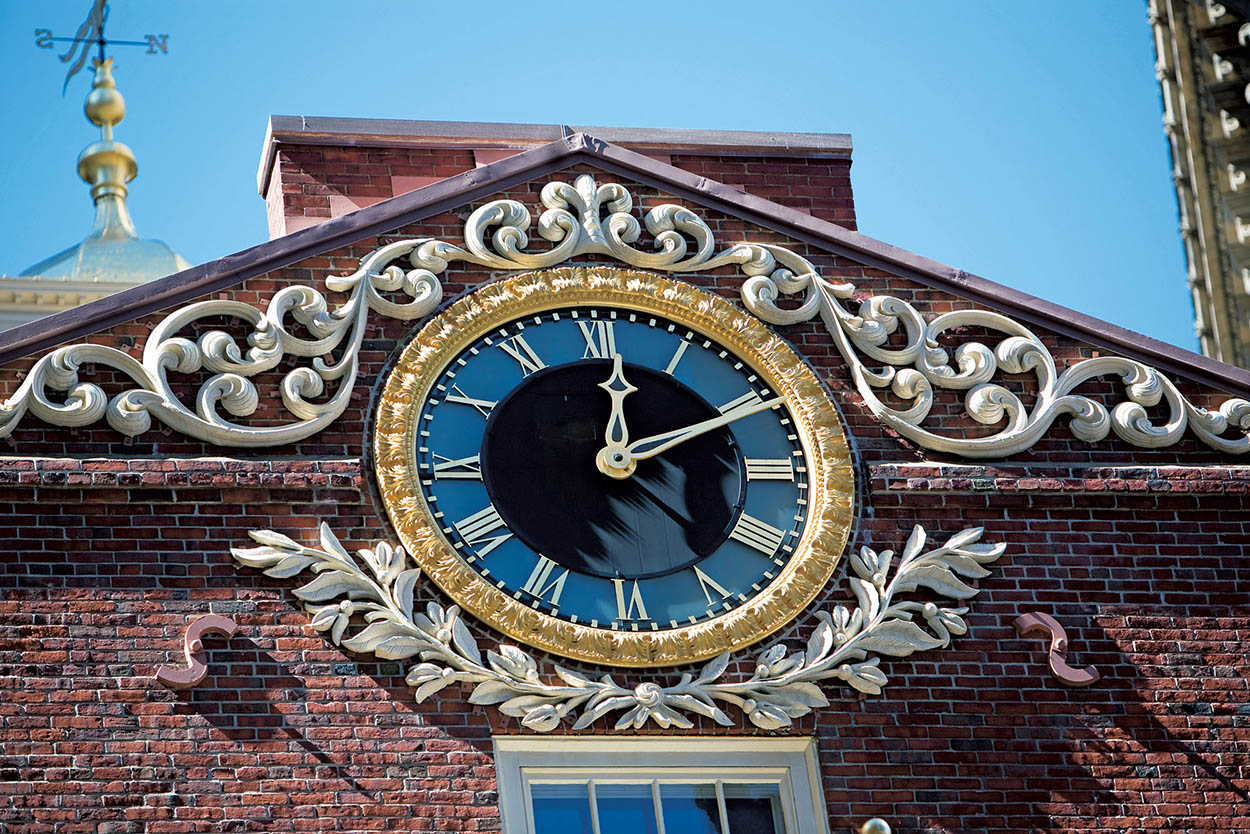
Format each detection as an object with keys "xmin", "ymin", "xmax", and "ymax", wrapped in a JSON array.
[{"xmin": 4, "ymin": 58, "xmax": 188, "ymax": 328}]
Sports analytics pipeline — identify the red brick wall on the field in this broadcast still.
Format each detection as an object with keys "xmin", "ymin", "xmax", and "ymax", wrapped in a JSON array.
[
  {"xmin": 1, "ymin": 165, "xmax": 1247, "ymax": 833},
  {"xmin": 266, "ymin": 142, "xmax": 858, "ymax": 237}
]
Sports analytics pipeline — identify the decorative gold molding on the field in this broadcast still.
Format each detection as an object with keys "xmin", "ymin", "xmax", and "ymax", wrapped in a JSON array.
[{"xmin": 373, "ymin": 267, "xmax": 855, "ymax": 668}]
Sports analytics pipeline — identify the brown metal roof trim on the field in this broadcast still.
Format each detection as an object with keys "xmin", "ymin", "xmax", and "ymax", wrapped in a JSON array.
[{"xmin": 3, "ymin": 132, "xmax": 1249, "ymax": 399}]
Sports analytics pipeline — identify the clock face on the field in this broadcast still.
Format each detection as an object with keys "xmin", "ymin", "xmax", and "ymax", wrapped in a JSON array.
[
  {"xmin": 375, "ymin": 268, "xmax": 854, "ymax": 667},
  {"xmin": 418, "ymin": 307, "xmax": 805, "ymax": 632}
]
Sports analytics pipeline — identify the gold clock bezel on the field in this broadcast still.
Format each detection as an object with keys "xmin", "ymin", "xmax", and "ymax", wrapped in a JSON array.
[{"xmin": 374, "ymin": 267, "xmax": 855, "ymax": 668}]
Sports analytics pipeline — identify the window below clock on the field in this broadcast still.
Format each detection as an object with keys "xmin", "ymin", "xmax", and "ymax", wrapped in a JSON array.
[{"xmin": 494, "ymin": 737, "xmax": 828, "ymax": 834}]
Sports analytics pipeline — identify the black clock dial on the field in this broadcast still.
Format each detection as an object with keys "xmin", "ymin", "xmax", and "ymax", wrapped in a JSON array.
[
  {"xmin": 415, "ymin": 307, "xmax": 809, "ymax": 631},
  {"xmin": 480, "ymin": 361, "xmax": 745, "ymax": 579}
]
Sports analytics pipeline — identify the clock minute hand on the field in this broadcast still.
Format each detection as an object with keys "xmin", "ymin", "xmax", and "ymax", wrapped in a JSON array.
[{"xmin": 624, "ymin": 395, "xmax": 785, "ymax": 461}]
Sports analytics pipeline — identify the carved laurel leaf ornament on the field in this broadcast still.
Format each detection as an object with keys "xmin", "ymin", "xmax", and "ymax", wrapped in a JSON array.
[
  {"xmin": 233, "ymin": 523, "xmax": 1004, "ymax": 732},
  {"xmin": 0, "ymin": 173, "xmax": 1245, "ymax": 455}
]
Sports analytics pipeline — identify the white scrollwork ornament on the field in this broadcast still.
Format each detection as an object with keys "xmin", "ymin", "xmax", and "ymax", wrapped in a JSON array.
[
  {"xmin": 232, "ymin": 523, "xmax": 1003, "ymax": 732},
  {"xmin": 1, "ymin": 173, "xmax": 1246, "ymax": 457},
  {"xmin": 0, "ymin": 240, "xmax": 444, "ymax": 447}
]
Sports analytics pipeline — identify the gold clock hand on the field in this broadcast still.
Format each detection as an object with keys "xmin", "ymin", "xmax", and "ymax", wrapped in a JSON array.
[
  {"xmin": 597, "ymin": 394, "xmax": 784, "ymax": 480},
  {"xmin": 598, "ymin": 354, "xmax": 637, "ymax": 448},
  {"xmin": 595, "ymin": 354, "xmax": 640, "ymax": 480}
]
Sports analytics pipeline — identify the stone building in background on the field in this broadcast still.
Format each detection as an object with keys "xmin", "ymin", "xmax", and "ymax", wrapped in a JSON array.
[
  {"xmin": 0, "ymin": 58, "xmax": 187, "ymax": 330},
  {"xmin": 1151, "ymin": 0, "xmax": 1250, "ymax": 367}
]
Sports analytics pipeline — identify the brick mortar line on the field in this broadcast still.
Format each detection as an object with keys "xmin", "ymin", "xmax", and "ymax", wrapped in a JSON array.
[
  {"xmin": 0, "ymin": 457, "xmax": 364, "ymax": 488},
  {"xmin": 871, "ymin": 463, "xmax": 1250, "ymax": 494},
  {"xmin": 873, "ymin": 462, "xmax": 1250, "ymax": 477},
  {"xmin": 0, "ymin": 458, "xmax": 1245, "ymax": 493}
]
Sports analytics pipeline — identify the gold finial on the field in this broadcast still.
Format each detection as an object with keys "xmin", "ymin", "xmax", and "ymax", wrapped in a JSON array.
[
  {"xmin": 77, "ymin": 58, "xmax": 137, "ymax": 207},
  {"xmin": 84, "ymin": 57, "xmax": 125, "ymax": 138},
  {"xmin": 16, "ymin": 53, "xmax": 188, "ymax": 288}
]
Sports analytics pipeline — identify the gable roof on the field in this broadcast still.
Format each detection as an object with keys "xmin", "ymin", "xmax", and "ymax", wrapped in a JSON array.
[{"xmin": 2, "ymin": 132, "xmax": 1248, "ymax": 398}]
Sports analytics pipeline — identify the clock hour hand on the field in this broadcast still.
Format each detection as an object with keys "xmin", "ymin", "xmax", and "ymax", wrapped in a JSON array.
[
  {"xmin": 598, "ymin": 354, "xmax": 637, "ymax": 448},
  {"xmin": 598, "ymin": 394, "xmax": 784, "ymax": 479},
  {"xmin": 595, "ymin": 355, "xmax": 640, "ymax": 479}
]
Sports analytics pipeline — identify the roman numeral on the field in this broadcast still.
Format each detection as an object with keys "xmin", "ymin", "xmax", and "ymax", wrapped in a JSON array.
[
  {"xmin": 432, "ymin": 453, "xmax": 481, "ymax": 480},
  {"xmin": 445, "ymin": 384, "xmax": 496, "ymax": 418},
  {"xmin": 728, "ymin": 512, "xmax": 787, "ymax": 555},
  {"xmin": 453, "ymin": 504, "xmax": 512, "ymax": 557},
  {"xmin": 663, "ymin": 340, "xmax": 690, "ymax": 375},
  {"xmin": 612, "ymin": 578, "xmax": 650, "ymax": 621},
  {"xmin": 498, "ymin": 334, "xmax": 546, "ymax": 376},
  {"xmin": 521, "ymin": 555, "xmax": 569, "ymax": 606},
  {"xmin": 718, "ymin": 389, "xmax": 764, "ymax": 415},
  {"xmin": 578, "ymin": 320, "xmax": 617, "ymax": 359},
  {"xmin": 693, "ymin": 566, "xmax": 732, "ymax": 607},
  {"xmin": 745, "ymin": 458, "xmax": 795, "ymax": 481}
]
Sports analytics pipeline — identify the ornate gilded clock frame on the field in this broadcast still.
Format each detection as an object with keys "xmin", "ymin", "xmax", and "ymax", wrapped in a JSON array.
[{"xmin": 373, "ymin": 266, "xmax": 856, "ymax": 668}]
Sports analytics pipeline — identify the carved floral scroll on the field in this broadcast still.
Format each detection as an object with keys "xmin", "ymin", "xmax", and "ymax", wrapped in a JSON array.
[{"xmin": 0, "ymin": 173, "xmax": 1245, "ymax": 457}]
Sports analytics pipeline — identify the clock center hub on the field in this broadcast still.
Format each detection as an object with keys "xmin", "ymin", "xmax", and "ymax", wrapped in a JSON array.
[{"xmin": 594, "ymin": 445, "xmax": 637, "ymax": 479}]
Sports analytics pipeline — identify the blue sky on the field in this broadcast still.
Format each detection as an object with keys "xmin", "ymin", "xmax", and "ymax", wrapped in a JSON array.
[{"xmin": 1, "ymin": 1, "xmax": 1192, "ymax": 351}]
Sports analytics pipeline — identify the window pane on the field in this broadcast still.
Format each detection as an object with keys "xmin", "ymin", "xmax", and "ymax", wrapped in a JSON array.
[
  {"xmin": 660, "ymin": 783, "xmax": 723, "ymax": 834},
  {"xmin": 595, "ymin": 783, "xmax": 659, "ymax": 834},
  {"xmin": 531, "ymin": 783, "xmax": 593, "ymax": 834},
  {"xmin": 724, "ymin": 783, "xmax": 784, "ymax": 834}
]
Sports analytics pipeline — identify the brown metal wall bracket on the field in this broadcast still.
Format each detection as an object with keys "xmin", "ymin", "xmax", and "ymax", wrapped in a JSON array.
[
  {"xmin": 1013, "ymin": 612, "xmax": 1101, "ymax": 687},
  {"xmin": 155, "ymin": 614, "xmax": 237, "ymax": 689}
]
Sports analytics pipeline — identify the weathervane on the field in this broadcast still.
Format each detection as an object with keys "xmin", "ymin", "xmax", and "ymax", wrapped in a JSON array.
[{"xmin": 34, "ymin": 0, "xmax": 170, "ymax": 93}]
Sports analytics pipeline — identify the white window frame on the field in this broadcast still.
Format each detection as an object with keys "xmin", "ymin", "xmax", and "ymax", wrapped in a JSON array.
[{"xmin": 494, "ymin": 736, "xmax": 829, "ymax": 834}]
